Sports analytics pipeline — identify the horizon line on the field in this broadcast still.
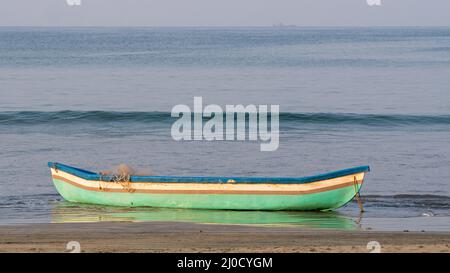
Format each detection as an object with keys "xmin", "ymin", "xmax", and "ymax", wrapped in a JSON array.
[{"xmin": 1, "ymin": 25, "xmax": 450, "ymax": 28}]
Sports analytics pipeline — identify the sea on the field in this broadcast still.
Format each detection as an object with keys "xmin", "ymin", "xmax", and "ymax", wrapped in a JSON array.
[{"xmin": 0, "ymin": 27, "xmax": 449, "ymax": 231}]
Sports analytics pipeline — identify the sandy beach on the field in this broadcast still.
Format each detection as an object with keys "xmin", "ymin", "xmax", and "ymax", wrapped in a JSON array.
[{"xmin": 0, "ymin": 222, "xmax": 448, "ymax": 253}]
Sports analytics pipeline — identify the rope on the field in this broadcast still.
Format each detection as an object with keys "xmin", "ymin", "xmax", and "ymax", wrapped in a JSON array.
[
  {"xmin": 52, "ymin": 163, "xmax": 58, "ymax": 174},
  {"xmin": 353, "ymin": 176, "xmax": 364, "ymax": 213},
  {"xmin": 98, "ymin": 174, "xmax": 107, "ymax": 191},
  {"xmin": 97, "ymin": 171, "xmax": 135, "ymax": 192}
]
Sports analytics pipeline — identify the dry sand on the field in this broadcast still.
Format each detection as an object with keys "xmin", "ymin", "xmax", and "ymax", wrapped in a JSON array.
[{"xmin": 0, "ymin": 222, "xmax": 449, "ymax": 253}]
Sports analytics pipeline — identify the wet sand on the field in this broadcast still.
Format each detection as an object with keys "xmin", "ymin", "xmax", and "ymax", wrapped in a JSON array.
[{"xmin": 0, "ymin": 222, "xmax": 449, "ymax": 253}]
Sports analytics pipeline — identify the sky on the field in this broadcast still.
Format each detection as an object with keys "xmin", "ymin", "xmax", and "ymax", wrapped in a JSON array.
[{"xmin": 0, "ymin": 0, "xmax": 449, "ymax": 27}]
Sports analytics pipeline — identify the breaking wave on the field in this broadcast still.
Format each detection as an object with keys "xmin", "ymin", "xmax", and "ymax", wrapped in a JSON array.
[{"xmin": 1, "ymin": 111, "xmax": 449, "ymax": 127}]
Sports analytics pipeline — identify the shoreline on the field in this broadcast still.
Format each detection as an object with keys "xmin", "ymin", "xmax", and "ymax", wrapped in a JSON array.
[{"xmin": 0, "ymin": 222, "xmax": 449, "ymax": 253}]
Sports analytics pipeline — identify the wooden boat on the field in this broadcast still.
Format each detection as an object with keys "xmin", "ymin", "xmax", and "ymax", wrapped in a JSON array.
[{"xmin": 48, "ymin": 162, "xmax": 369, "ymax": 211}]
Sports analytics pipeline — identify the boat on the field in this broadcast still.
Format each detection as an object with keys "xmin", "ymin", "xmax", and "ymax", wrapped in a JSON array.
[{"xmin": 48, "ymin": 162, "xmax": 369, "ymax": 211}]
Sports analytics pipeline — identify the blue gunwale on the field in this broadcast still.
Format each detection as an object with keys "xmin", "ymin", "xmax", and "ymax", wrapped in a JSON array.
[{"xmin": 48, "ymin": 162, "xmax": 370, "ymax": 185}]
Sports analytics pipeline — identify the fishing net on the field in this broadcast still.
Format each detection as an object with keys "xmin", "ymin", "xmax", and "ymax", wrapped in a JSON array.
[{"xmin": 99, "ymin": 164, "xmax": 157, "ymax": 182}]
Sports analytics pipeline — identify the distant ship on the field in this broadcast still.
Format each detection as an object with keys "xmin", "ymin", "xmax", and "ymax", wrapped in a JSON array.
[{"xmin": 272, "ymin": 23, "xmax": 297, "ymax": 28}]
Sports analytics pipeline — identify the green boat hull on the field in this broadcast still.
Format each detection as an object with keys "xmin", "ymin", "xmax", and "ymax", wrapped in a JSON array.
[{"xmin": 53, "ymin": 178, "xmax": 362, "ymax": 211}]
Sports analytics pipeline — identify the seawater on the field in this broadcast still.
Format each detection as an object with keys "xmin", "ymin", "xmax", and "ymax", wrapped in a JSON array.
[{"xmin": 0, "ymin": 27, "xmax": 449, "ymax": 230}]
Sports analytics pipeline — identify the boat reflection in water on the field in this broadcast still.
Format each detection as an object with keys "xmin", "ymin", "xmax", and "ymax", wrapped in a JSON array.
[{"xmin": 51, "ymin": 201, "xmax": 360, "ymax": 230}]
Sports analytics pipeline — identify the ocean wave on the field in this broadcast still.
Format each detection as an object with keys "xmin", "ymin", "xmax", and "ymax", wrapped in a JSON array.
[
  {"xmin": 0, "ymin": 111, "xmax": 171, "ymax": 125},
  {"xmin": 0, "ymin": 111, "xmax": 450, "ymax": 126},
  {"xmin": 361, "ymin": 194, "xmax": 450, "ymax": 210},
  {"xmin": 419, "ymin": 46, "xmax": 450, "ymax": 52},
  {"xmin": 280, "ymin": 112, "xmax": 450, "ymax": 126}
]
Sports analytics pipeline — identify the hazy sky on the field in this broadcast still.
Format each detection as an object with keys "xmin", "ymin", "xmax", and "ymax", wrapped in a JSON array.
[{"xmin": 1, "ymin": 0, "xmax": 449, "ymax": 27}]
